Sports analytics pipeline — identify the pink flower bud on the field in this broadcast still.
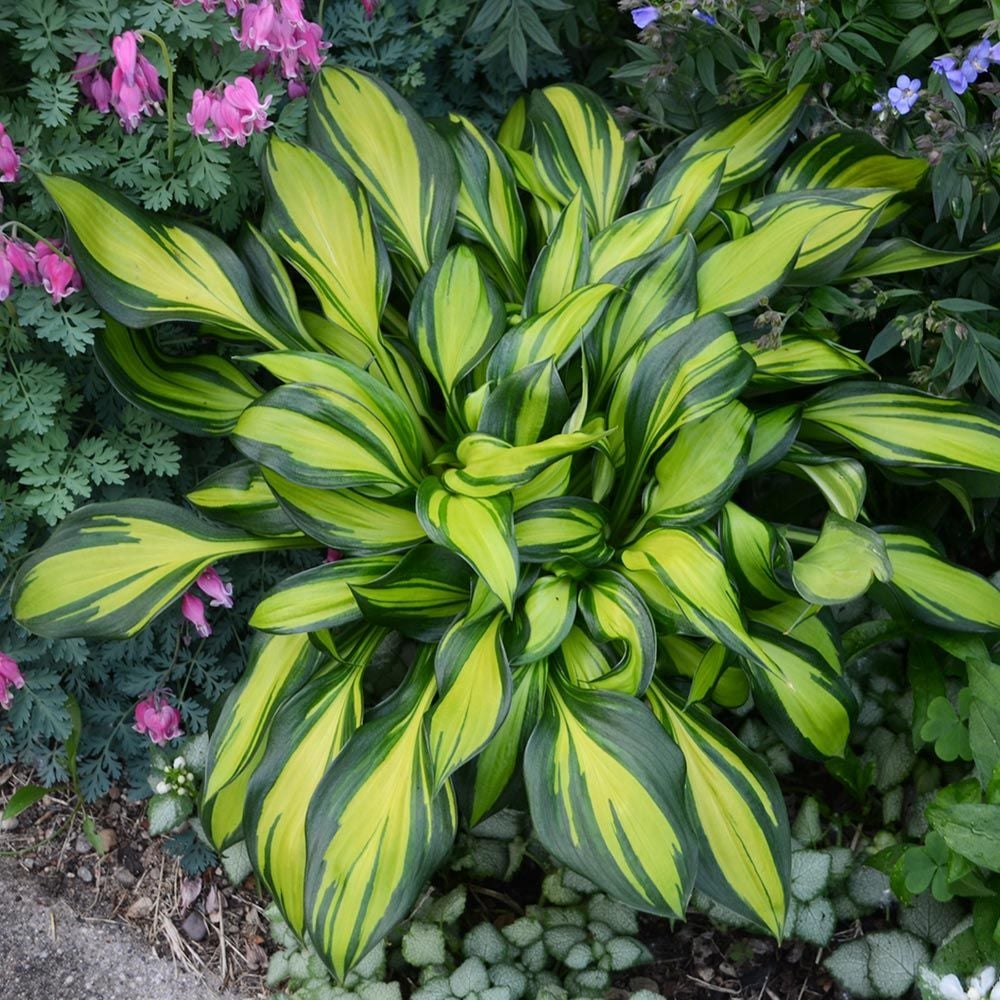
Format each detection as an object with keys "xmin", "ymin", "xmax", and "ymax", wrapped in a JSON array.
[
  {"xmin": 137, "ymin": 55, "xmax": 165, "ymax": 105},
  {"xmin": 133, "ymin": 691, "xmax": 183, "ymax": 745},
  {"xmin": 0, "ymin": 124, "xmax": 21, "ymax": 183},
  {"xmin": 4, "ymin": 239, "xmax": 38, "ymax": 285},
  {"xmin": 287, "ymin": 78, "xmax": 308, "ymax": 99},
  {"xmin": 362, "ymin": 0, "xmax": 379, "ymax": 18},
  {"xmin": 196, "ymin": 566, "xmax": 234, "ymax": 608},
  {"xmin": 181, "ymin": 592, "xmax": 212, "ymax": 637},
  {"xmin": 0, "ymin": 248, "xmax": 13, "ymax": 302},
  {"xmin": 0, "ymin": 652, "xmax": 24, "ymax": 710},
  {"xmin": 90, "ymin": 72, "xmax": 113, "ymax": 114},
  {"xmin": 324, "ymin": 548, "xmax": 343, "ymax": 563}
]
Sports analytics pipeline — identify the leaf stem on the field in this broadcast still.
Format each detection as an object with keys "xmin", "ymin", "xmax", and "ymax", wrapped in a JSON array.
[
  {"xmin": 0, "ymin": 222, "xmax": 73, "ymax": 262},
  {"xmin": 141, "ymin": 31, "xmax": 175, "ymax": 162}
]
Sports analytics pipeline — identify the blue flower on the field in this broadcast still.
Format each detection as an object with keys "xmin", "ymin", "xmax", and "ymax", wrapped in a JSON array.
[
  {"xmin": 631, "ymin": 5, "xmax": 659, "ymax": 28},
  {"xmin": 887, "ymin": 74, "xmax": 921, "ymax": 114},
  {"xmin": 871, "ymin": 100, "xmax": 884, "ymax": 113},
  {"xmin": 966, "ymin": 38, "xmax": 992, "ymax": 74},
  {"xmin": 930, "ymin": 53, "xmax": 976, "ymax": 94},
  {"xmin": 692, "ymin": 9, "xmax": 716, "ymax": 24}
]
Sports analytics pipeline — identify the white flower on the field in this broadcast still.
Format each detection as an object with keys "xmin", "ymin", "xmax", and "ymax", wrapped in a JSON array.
[
  {"xmin": 155, "ymin": 780, "xmax": 170, "ymax": 795},
  {"xmin": 969, "ymin": 968, "xmax": 998, "ymax": 1000},
  {"xmin": 939, "ymin": 975, "xmax": 967, "ymax": 1000},
  {"xmin": 173, "ymin": 756, "xmax": 186, "ymax": 768}
]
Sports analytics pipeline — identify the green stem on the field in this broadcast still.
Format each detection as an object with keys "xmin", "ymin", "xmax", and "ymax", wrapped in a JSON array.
[
  {"xmin": 0, "ymin": 222, "xmax": 73, "ymax": 262},
  {"xmin": 141, "ymin": 31, "xmax": 175, "ymax": 162},
  {"xmin": 928, "ymin": 6, "xmax": 951, "ymax": 47}
]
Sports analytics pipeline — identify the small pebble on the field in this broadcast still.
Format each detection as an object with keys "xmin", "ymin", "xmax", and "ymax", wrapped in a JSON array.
[
  {"xmin": 97, "ymin": 827, "xmax": 117, "ymax": 852},
  {"xmin": 77, "ymin": 866, "xmax": 93, "ymax": 884},
  {"xmin": 114, "ymin": 868, "xmax": 136, "ymax": 888},
  {"xmin": 125, "ymin": 896, "xmax": 153, "ymax": 920},
  {"xmin": 181, "ymin": 911, "xmax": 208, "ymax": 942},
  {"xmin": 0, "ymin": 817, "xmax": 19, "ymax": 832},
  {"xmin": 73, "ymin": 834, "xmax": 90, "ymax": 855}
]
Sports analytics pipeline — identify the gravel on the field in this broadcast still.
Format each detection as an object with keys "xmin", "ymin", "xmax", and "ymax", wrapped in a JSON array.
[{"xmin": 0, "ymin": 857, "xmax": 243, "ymax": 1000}]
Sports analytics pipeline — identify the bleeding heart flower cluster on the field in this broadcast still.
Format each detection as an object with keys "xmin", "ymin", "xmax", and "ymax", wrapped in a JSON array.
[
  {"xmin": 73, "ymin": 32, "xmax": 165, "ymax": 133},
  {"xmin": 179, "ymin": 565, "xmax": 234, "ymax": 639},
  {"xmin": 0, "ymin": 235, "xmax": 82, "ymax": 305},
  {"xmin": 232, "ymin": 0, "xmax": 329, "ymax": 84},
  {"xmin": 0, "ymin": 653, "xmax": 24, "ymax": 710},
  {"xmin": 188, "ymin": 76, "xmax": 273, "ymax": 147},
  {"xmin": 133, "ymin": 690, "xmax": 183, "ymax": 745}
]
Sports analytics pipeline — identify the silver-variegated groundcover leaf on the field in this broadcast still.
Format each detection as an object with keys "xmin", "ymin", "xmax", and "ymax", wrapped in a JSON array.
[{"xmin": 12, "ymin": 67, "xmax": 1000, "ymax": 981}]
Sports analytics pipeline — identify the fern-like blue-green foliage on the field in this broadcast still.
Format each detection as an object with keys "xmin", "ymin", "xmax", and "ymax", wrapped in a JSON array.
[{"xmin": 0, "ymin": 0, "xmax": 610, "ymax": 798}]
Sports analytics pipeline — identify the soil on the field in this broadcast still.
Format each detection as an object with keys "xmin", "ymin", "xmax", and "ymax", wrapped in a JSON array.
[
  {"xmin": 0, "ymin": 767, "xmax": 270, "ymax": 1000},
  {"xmin": 0, "ymin": 766, "xmax": 853, "ymax": 1000}
]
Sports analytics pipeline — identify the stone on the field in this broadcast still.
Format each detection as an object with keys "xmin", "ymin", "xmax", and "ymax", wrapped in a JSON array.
[
  {"xmin": 180, "ymin": 912, "xmax": 207, "ymax": 942},
  {"xmin": 125, "ymin": 896, "xmax": 153, "ymax": 921}
]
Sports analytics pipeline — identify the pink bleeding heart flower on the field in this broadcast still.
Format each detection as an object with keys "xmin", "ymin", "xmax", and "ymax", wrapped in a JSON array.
[
  {"xmin": 72, "ymin": 52, "xmax": 113, "ymax": 112},
  {"xmin": 287, "ymin": 78, "xmax": 309, "ymax": 99},
  {"xmin": 109, "ymin": 31, "xmax": 164, "ymax": 132},
  {"xmin": 0, "ymin": 122, "xmax": 21, "ymax": 183},
  {"xmin": 0, "ymin": 244, "xmax": 14, "ymax": 301},
  {"xmin": 35, "ymin": 242, "xmax": 82, "ymax": 304},
  {"xmin": 196, "ymin": 566, "xmax": 234, "ymax": 608},
  {"xmin": 187, "ymin": 88, "xmax": 215, "ymax": 136},
  {"xmin": 111, "ymin": 31, "xmax": 139, "ymax": 88},
  {"xmin": 4, "ymin": 238, "xmax": 38, "ymax": 285},
  {"xmin": 0, "ymin": 653, "xmax": 25, "ymax": 710},
  {"xmin": 180, "ymin": 592, "xmax": 212, "ymax": 637},
  {"xmin": 133, "ymin": 690, "xmax": 183, "ymax": 745},
  {"xmin": 224, "ymin": 75, "xmax": 272, "ymax": 129}
]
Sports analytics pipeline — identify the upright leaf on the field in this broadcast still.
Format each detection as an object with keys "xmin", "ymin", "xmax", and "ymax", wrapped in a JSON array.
[
  {"xmin": 525, "ymin": 679, "xmax": 697, "ymax": 917},
  {"xmin": 416, "ymin": 478, "xmax": 519, "ymax": 613},
  {"xmin": 304, "ymin": 655, "xmax": 456, "ymax": 979},
  {"xmin": 262, "ymin": 139, "xmax": 390, "ymax": 347},
  {"xmin": 436, "ymin": 113, "xmax": 527, "ymax": 295},
  {"xmin": 526, "ymin": 84, "xmax": 636, "ymax": 230},
  {"xmin": 309, "ymin": 67, "xmax": 457, "ymax": 273},
  {"xmin": 647, "ymin": 682, "xmax": 789, "ymax": 937},
  {"xmin": 246, "ymin": 653, "xmax": 369, "ymax": 933},
  {"xmin": 203, "ymin": 632, "xmax": 324, "ymax": 850},
  {"xmin": 410, "ymin": 246, "xmax": 506, "ymax": 398},
  {"xmin": 428, "ymin": 611, "xmax": 511, "ymax": 785}
]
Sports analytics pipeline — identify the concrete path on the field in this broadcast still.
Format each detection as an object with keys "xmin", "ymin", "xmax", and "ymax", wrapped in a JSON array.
[{"xmin": 0, "ymin": 858, "xmax": 246, "ymax": 1000}]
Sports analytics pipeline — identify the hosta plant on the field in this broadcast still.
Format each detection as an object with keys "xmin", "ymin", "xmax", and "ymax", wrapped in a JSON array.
[{"xmin": 12, "ymin": 67, "xmax": 1000, "ymax": 978}]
